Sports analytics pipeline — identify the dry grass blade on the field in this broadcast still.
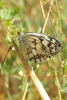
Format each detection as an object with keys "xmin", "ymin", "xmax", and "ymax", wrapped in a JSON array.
[
  {"xmin": 2, "ymin": 46, "xmax": 13, "ymax": 65},
  {"xmin": 21, "ymin": 81, "xmax": 29, "ymax": 100},
  {"xmin": 41, "ymin": 0, "xmax": 54, "ymax": 33},
  {"xmin": 40, "ymin": 0, "xmax": 62, "ymax": 99},
  {"xmin": 11, "ymin": 37, "xmax": 51, "ymax": 100},
  {"xmin": 51, "ymin": 58, "xmax": 62, "ymax": 100}
]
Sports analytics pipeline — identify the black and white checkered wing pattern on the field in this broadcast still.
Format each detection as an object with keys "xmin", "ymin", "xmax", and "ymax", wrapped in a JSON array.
[{"xmin": 17, "ymin": 32, "xmax": 61, "ymax": 63}]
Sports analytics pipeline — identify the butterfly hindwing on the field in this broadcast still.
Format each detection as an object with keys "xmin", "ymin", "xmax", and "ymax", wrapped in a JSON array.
[{"xmin": 17, "ymin": 32, "xmax": 61, "ymax": 63}]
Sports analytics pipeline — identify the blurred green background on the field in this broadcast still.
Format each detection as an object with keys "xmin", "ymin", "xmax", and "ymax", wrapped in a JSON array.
[{"xmin": 0, "ymin": 0, "xmax": 67, "ymax": 100}]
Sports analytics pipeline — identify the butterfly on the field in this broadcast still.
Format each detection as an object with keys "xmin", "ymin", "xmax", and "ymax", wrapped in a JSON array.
[{"xmin": 17, "ymin": 32, "xmax": 61, "ymax": 63}]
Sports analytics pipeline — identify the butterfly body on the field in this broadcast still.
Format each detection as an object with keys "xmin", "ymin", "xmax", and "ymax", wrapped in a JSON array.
[{"xmin": 17, "ymin": 32, "xmax": 61, "ymax": 63}]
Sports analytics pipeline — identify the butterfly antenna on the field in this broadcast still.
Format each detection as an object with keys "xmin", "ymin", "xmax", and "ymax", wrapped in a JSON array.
[{"xmin": 2, "ymin": 45, "xmax": 13, "ymax": 66}]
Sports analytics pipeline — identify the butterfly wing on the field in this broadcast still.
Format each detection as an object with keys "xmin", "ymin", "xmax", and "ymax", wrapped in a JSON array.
[{"xmin": 19, "ymin": 33, "xmax": 61, "ymax": 63}]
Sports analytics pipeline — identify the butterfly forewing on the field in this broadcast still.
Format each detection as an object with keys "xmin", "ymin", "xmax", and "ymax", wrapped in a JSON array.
[{"xmin": 17, "ymin": 32, "xmax": 61, "ymax": 63}]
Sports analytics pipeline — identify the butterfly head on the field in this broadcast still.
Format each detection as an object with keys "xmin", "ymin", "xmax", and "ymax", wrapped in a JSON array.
[{"xmin": 17, "ymin": 31, "xmax": 24, "ymax": 43}]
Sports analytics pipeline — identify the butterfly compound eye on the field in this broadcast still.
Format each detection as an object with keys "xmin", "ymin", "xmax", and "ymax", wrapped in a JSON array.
[{"xmin": 17, "ymin": 31, "xmax": 21, "ymax": 35}]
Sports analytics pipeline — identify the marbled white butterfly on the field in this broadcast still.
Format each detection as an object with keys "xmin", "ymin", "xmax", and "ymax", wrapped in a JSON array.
[{"xmin": 17, "ymin": 32, "xmax": 61, "ymax": 63}]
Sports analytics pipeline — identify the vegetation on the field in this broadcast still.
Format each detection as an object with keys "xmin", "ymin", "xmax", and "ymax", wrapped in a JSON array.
[{"xmin": 0, "ymin": 0, "xmax": 67, "ymax": 100}]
